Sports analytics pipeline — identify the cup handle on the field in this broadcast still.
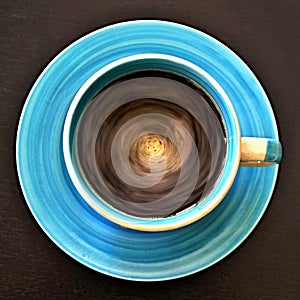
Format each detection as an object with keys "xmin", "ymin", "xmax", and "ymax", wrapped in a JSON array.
[{"xmin": 240, "ymin": 137, "xmax": 282, "ymax": 166}]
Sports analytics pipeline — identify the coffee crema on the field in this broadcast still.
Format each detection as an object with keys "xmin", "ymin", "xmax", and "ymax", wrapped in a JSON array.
[{"xmin": 74, "ymin": 71, "xmax": 226, "ymax": 218}]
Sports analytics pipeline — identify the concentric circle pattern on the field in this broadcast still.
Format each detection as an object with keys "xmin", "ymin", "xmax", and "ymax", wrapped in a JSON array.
[
  {"xmin": 17, "ymin": 20, "xmax": 279, "ymax": 281},
  {"xmin": 75, "ymin": 72, "xmax": 226, "ymax": 219}
]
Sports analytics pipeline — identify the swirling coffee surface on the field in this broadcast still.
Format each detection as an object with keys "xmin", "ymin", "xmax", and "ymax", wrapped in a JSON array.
[{"xmin": 75, "ymin": 71, "xmax": 226, "ymax": 218}]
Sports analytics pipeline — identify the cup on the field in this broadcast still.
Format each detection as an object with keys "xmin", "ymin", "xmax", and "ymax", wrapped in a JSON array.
[{"xmin": 63, "ymin": 54, "xmax": 282, "ymax": 231}]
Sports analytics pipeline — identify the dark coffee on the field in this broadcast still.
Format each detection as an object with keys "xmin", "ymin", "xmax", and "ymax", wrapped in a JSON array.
[{"xmin": 75, "ymin": 71, "xmax": 226, "ymax": 218}]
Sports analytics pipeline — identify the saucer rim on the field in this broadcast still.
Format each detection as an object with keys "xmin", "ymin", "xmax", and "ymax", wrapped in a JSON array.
[{"xmin": 16, "ymin": 20, "xmax": 280, "ymax": 281}]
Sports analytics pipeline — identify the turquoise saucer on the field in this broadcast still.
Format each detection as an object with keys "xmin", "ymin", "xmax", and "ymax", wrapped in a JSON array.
[{"xmin": 16, "ymin": 20, "xmax": 279, "ymax": 281}]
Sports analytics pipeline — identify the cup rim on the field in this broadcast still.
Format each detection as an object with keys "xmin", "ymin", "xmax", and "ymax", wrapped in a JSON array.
[{"xmin": 63, "ymin": 53, "xmax": 241, "ymax": 231}]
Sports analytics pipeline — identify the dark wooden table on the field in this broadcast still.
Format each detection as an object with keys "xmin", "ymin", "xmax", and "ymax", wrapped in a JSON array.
[{"xmin": 1, "ymin": 1, "xmax": 299, "ymax": 299}]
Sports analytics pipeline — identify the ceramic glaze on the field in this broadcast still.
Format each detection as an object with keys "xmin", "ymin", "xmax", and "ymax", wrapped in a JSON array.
[
  {"xmin": 63, "ymin": 54, "xmax": 240, "ymax": 231},
  {"xmin": 17, "ymin": 20, "xmax": 281, "ymax": 281}
]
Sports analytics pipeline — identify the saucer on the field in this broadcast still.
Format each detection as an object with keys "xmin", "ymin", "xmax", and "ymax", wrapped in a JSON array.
[{"xmin": 16, "ymin": 20, "xmax": 279, "ymax": 281}]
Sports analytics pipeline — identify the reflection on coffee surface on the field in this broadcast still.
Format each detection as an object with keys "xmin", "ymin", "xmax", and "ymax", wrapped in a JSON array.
[{"xmin": 75, "ymin": 71, "xmax": 226, "ymax": 218}]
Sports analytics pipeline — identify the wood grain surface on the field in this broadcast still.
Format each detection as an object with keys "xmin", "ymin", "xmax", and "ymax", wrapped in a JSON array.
[{"xmin": 1, "ymin": 0, "xmax": 299, "ymax": 299}]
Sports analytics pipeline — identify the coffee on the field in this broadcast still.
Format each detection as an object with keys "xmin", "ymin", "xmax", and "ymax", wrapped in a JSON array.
[{"xmin": 74, "ymin": 71, "xmax": 226, "ymax": 218}]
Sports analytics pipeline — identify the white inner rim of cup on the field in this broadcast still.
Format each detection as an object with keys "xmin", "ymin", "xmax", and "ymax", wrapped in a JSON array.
[{"xmin": 63, "ymin": 54, "xmax": 241, "ymax": 231}]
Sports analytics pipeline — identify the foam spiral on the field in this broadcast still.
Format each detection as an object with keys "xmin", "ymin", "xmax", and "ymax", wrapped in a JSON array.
[{"xmin": 75, "ymin": 72, "xmax": 226, "ymax": 217}]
